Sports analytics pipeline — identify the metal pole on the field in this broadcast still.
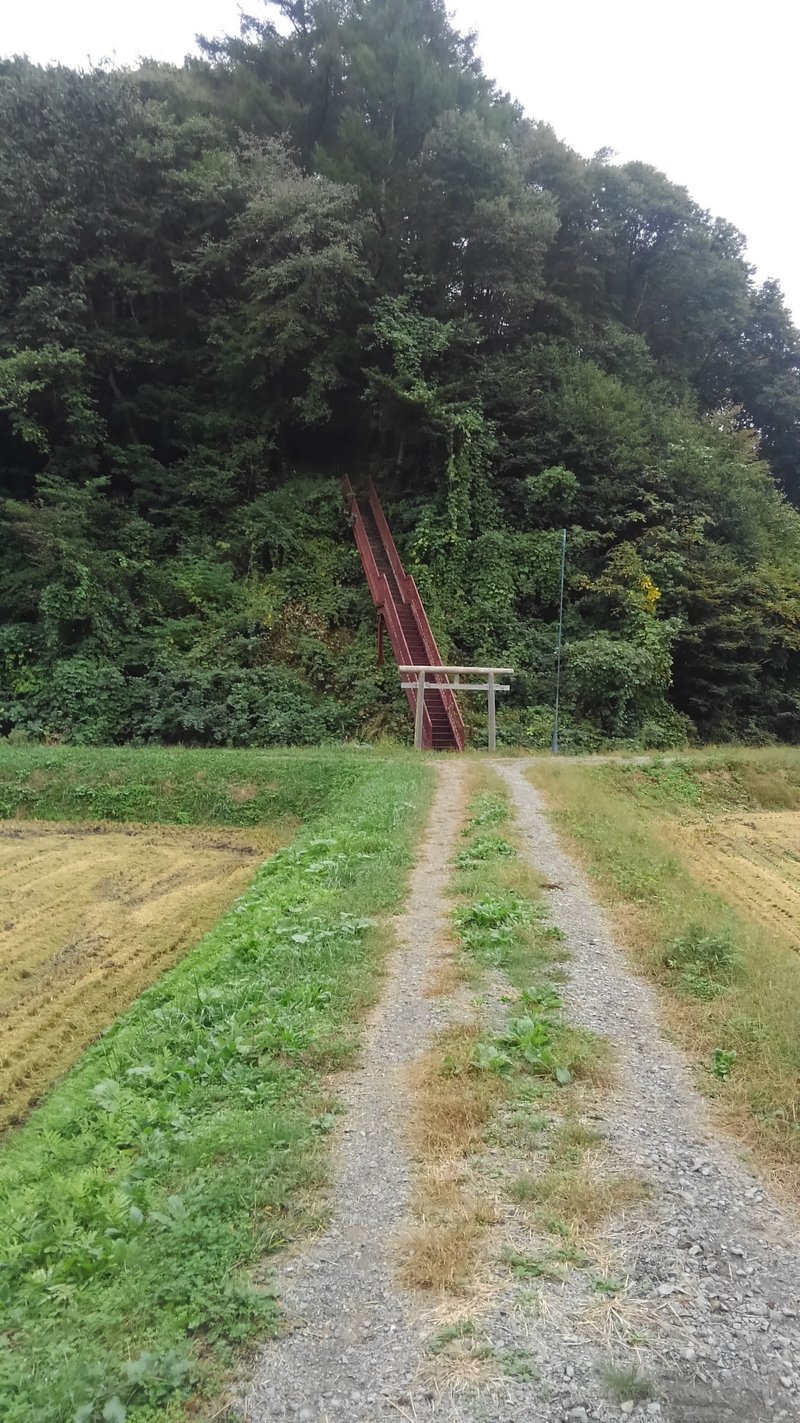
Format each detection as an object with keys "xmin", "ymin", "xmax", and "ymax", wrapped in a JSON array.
[
  {"xmin": 414, "ymin": 669, "xmax": 426, "ymax": 750},
  {"xmin": 487, "ymin": 670, "xmax": 496, "ymax": 752},
  {"xmin": 551, "ymin": 528, "xmax": 567, "ymax": 755}
]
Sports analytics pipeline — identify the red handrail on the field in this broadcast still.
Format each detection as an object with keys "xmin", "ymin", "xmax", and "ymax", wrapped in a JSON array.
[
  {"xmin": 344, "ymin": 476, "xmax": 465, "ymax": 750},
  {"xmin": 367, "ymin": 480, "xmax": 465, "ymax": 750},
  {"xmin": 366, "ymin": 481, "xmax": 408, "ymax": 592},
  {"xmin": 343, "ymin": 477, "xmax": 435, "ymax": 745}
]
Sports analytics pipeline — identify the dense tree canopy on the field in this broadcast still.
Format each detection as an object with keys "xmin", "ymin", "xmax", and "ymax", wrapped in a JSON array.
[{"xmin": 2, "ymin": 0, "xmax": 800, "ymax": 748}]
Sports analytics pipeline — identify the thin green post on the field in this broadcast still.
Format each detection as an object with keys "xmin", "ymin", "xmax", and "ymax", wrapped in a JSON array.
[{"xmin": 551, "ymin": 528, "xmax": 567, "ymax": 755}]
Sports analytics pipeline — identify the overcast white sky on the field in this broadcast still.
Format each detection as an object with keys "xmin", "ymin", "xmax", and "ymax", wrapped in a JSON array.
[{"xmin": 3, "ymin": 0, "xmax": 799, "ymax": 318}]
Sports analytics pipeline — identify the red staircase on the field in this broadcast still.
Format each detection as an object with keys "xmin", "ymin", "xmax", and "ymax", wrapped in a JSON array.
[{"xmin": 343, "ymin": 477, "xmax": 465, "ymax": 751}]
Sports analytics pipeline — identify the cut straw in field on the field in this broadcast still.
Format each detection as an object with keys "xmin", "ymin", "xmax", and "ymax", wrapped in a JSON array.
[{"xmin": 0, "ymin": 820, "xmax": 279, "ymax": 1127}]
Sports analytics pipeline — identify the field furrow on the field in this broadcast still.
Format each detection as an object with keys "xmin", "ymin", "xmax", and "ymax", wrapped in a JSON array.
[
  {"xmin": 676, "ymin": 812, "xmax": 800, "ymax": 949},
  {"xmin": 0, "ymin": 821, "xmax": 276, "ymax": 1127}
]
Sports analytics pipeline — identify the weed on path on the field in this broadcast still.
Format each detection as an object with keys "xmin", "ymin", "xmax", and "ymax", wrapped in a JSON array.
[{"xmin": 402, "ymin": 769, "xmax": 650, "ymax": 1422}]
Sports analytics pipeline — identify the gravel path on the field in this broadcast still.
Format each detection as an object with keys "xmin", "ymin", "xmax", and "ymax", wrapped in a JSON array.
[
  {"xmin": 241, "ymin": 758, "xmax": 800, "ymax": 1423},
  {"xmin": 243, "ymin": 761, "xmax": 467, "ymax": 1422},
  {"xmin": 493, "ymin": 761, "xmax": 800, "ymax": 1423}
]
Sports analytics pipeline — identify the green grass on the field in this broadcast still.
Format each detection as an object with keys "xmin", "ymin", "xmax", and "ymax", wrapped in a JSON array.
[
  {"xmin": 499, "ymin": 1248, "xmax": 563, "ymax": 1280},
  {"xmin": 0, "ymin": 743, "xmax": 371, "ymax": 827},
  {"xmin": 529, "ymin": 751, "xmax": 800, "ymax": 1181},
  {"xmin": 500, "ymin": 1347, "xmax": 540, "ymax": 1381},
  {"xmin": 451, "ymin": 770, "xmax": 630, "ymax": 1261},
  {"xmin": 452, "ymin": 781, "xmax": 608, "ymax": 1089},
  {"xmin": 425, "ymin": 1319, "xmax": 477, "ymax": 1354},
  {"xmin": 600, "ymin": 1360, "xmax": 654, "ymax": 1403},
  {"xmin": 0, "ymin": 751, "xmax": 431, "ymax": 1423},
  {"xmin": 595, "ymin": 746, "xmax": 800, "ymax": 816}
]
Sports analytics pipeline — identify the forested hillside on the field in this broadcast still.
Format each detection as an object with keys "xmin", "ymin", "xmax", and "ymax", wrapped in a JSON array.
[{"xmin": 2, "ymin": 0, "xmax": 800, "ymax": 748}]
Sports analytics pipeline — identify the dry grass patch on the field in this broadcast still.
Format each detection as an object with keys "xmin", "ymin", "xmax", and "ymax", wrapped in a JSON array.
[
  {"xmin": 399, "ymin": 1172, "xmax": 488, "ymax": 1292},
  {"xmin": 400, "ymin": 1160, "xmax": 502, "ymax": 1293},
  {"xmin": 424, "ymin": 956, "xmax": 466, "ymax": 998},
  {"xmin": 736, "ymin": 762, "xmax": 800, "ymax": 810},
  {"xmin": 426, "ymin": 1347, "xmax": 498, "ymax": 1394},
  {"xmin": 225, "ymin": 780, "xmax": 260, "ymax": 803},
  {"xmin": 670, "ymin": 810, "xmax": 800, "ymax": 948},
  {"xmin": 512, "ymin": 1163, "xmax": 645, "ymax": 1237},
  {"xmin": 582, "ymin": 1291, "xmax": 658, "ymax": 1349},
  {"xmin": 400, "ymin": 1025, "xmax": 505, "ymax": 1292},
  {"xmin": 423, "ymin": 1319, "xmax": 502, "ymax": 1393},
  {"xmin": 510, "ymin": 1115, "xmax": 646, "ymax": 1239},
  {"xmin": 408, "ymin": 1024, "xmax": 504, "ymax": 1159}
]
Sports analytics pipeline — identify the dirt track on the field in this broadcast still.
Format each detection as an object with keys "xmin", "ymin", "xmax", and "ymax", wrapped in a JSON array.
[
  {"xmin": 0, "ymin": 820, "xmax": 274, "ymax": 1128},
  {"xmin": 242, "ymin": 761, "xmax": 800, "ymax": 1423}
]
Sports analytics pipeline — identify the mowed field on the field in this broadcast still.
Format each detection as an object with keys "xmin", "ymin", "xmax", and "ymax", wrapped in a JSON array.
[
  {"xmin": 0, "ymin": 819, "xmax": 277, "ymax": 1128},
  {"xmin": 675, "ymin": 810, "xmax": 800, "ymax": 948}
]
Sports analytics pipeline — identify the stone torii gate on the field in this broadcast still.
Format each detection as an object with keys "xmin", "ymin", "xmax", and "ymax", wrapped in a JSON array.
[{"xmin": 399, "ymin": 665, "xmax": 513, "ymax": 751}]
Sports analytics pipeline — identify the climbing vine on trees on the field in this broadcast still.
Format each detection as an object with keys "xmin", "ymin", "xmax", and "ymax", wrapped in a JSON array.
[{"xmin": 2, "ymin": 2, "xmax": 800, "ymax": 746}]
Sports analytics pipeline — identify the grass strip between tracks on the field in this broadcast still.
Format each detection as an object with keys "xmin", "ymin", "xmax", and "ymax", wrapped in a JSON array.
[{"xmin": 400, "ymin": 767, "xmax": 613, "ymax": 1297}]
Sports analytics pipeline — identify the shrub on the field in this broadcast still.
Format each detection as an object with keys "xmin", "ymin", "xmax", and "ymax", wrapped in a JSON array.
[
  {"xmin": 639, "ymin": 708, "xmax": 693, "ymax": 750},
  {"xmin": 2, "ymin": 660, "xmax": 344, "ymax": 748},
  {"xmin": 136, "ymin": 665, "xmax": 341, "ymax": 747},
  {"xmin": 3, "ymin": 657, "xmax": 129, "ymax": 744},
  {"xmin": 496, "ymin": 704, "xmax": 610, "ymax": 752},
  {"xmin": 567, "ymin": 623, "xmax": 676, "ymax": 740},
  {"xmin": 664, "ymin": 923, "xmax": 739, "ymax": 997},
  {"xmin": 664, "ymin": 924, "xmax": 738, "ymax": 976}
]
